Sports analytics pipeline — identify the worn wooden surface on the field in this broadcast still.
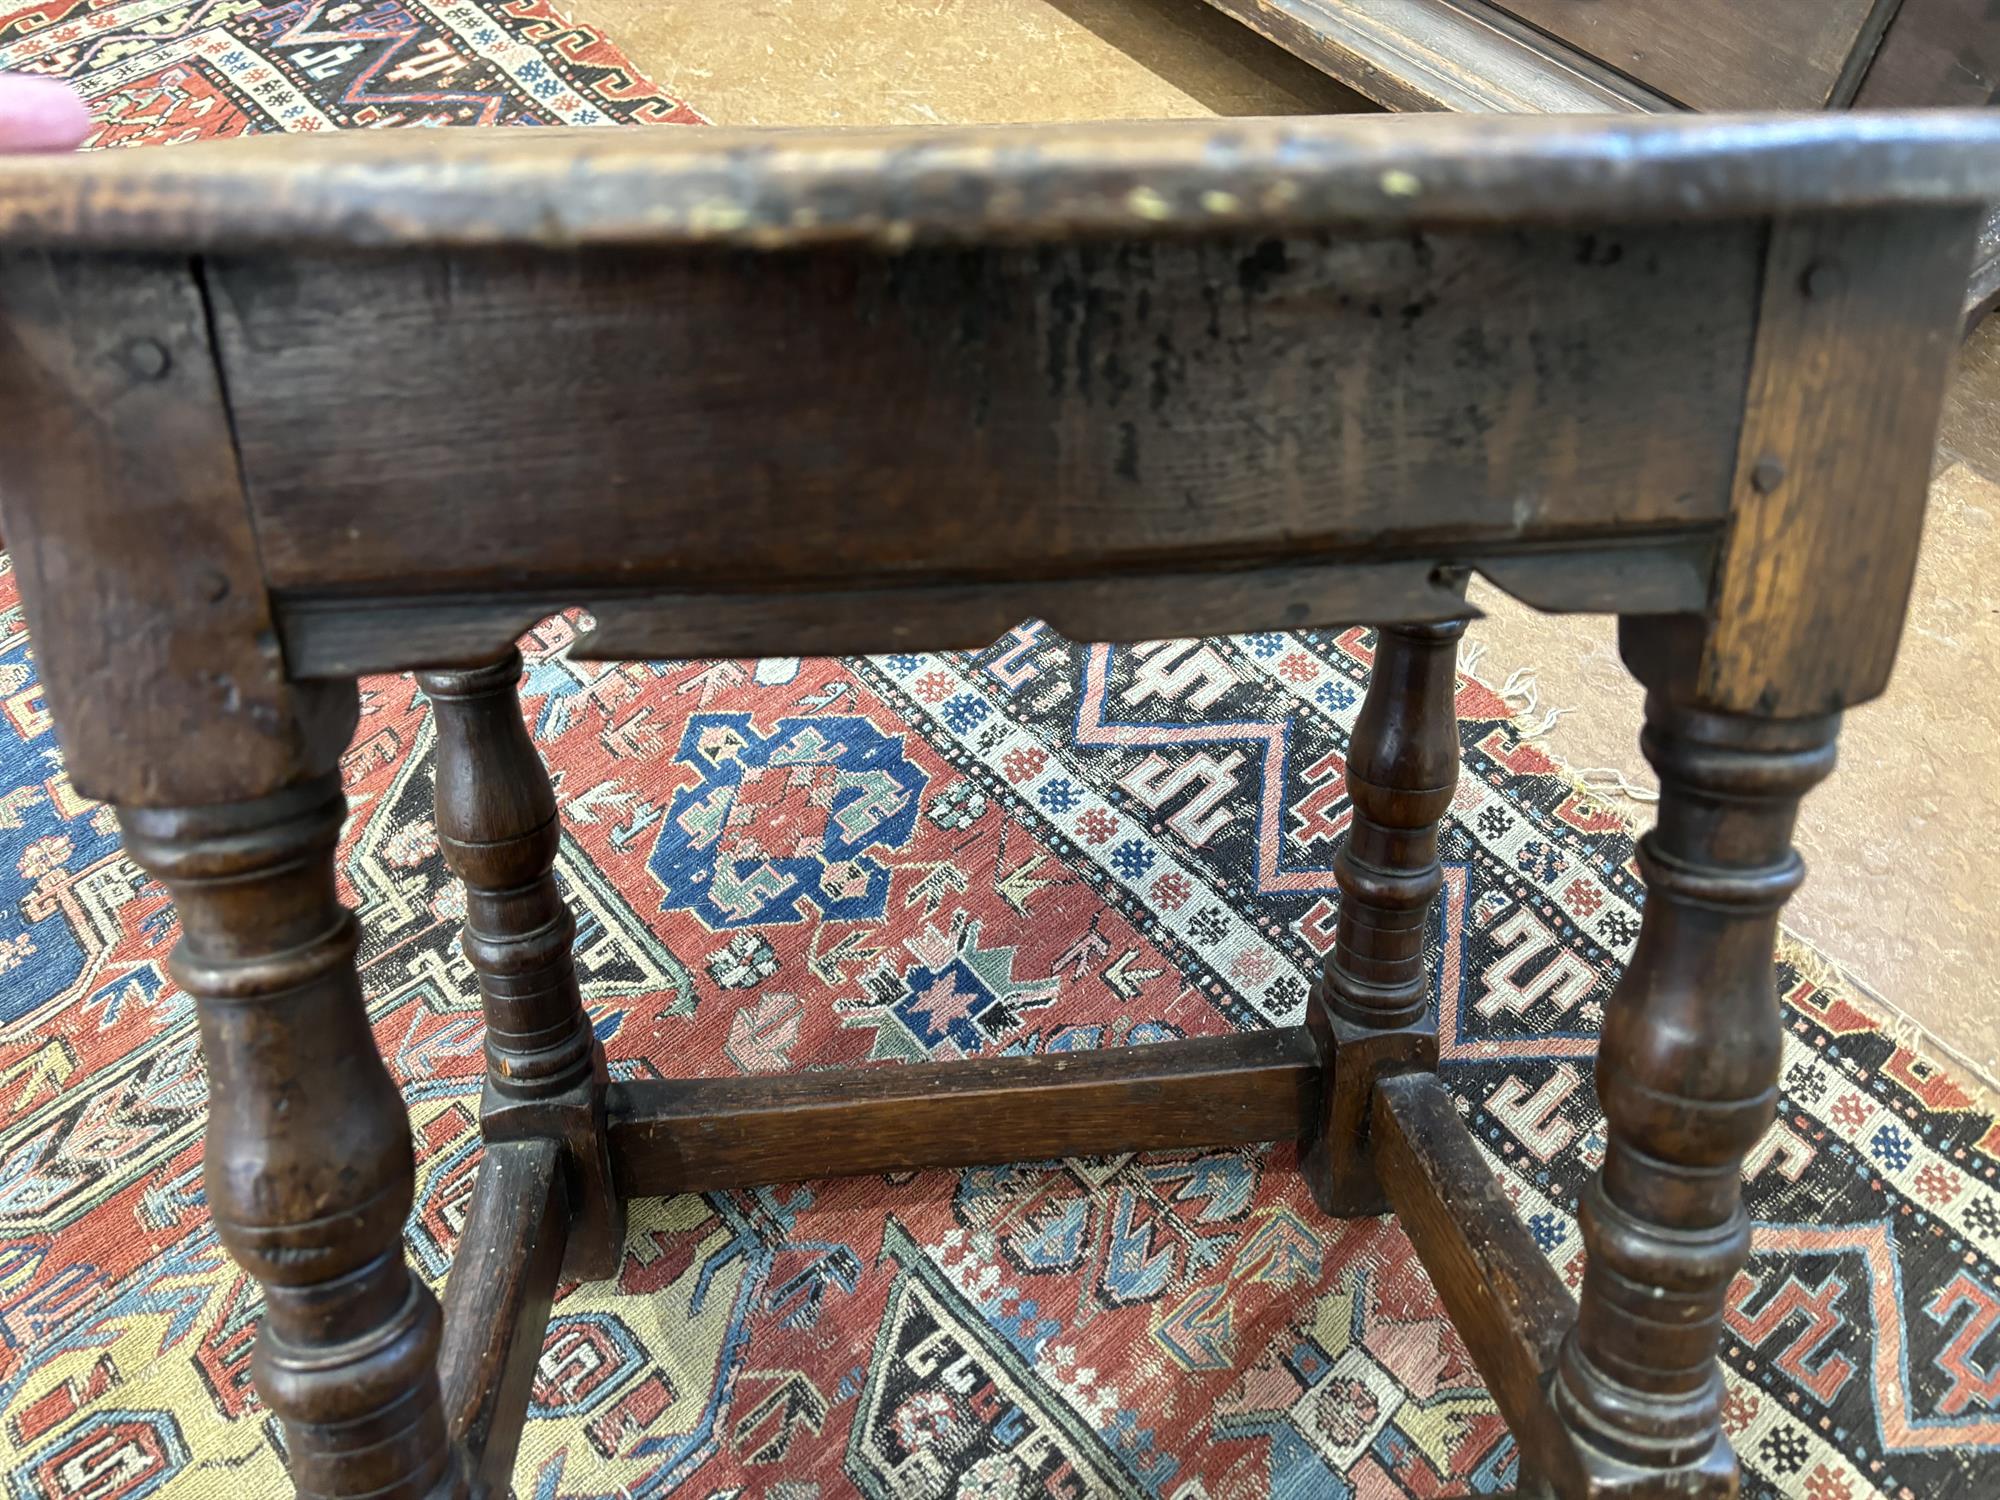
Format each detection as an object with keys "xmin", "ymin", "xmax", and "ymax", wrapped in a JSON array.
[
  {"xmin": 1855, "ymin": 0, "xmax": 2000, "ymax": 109},
  {"xmin": 1852, "ymin": 0, "xmax": 2000, "ymax": 323},
  {"xmin": 1190, "ymin": 0, "xmax": 1662, "ymax": 113},
  {"xmin": 607, "ymin": 1031, "xmax": 1319, "ymax": 1196},
  {"xmin": 1189, "ymin": 7, "xmax": 1999, "ymax": 319},
  {"xmin": 277, "ymin": 540, "xmax": 1717, "ymax": 679},
  {"xmin": 1373, "ymin": 1071, "xmax": 1580, "ymax": 1491},
  {"xmin": 120, "ymin": 773, "xmax": 467, "ymax": 1500},
  {"xmin": 1484, "ymin": 0, "xmax": 1892, "ymax": 111},
  {"xmin": 438, "ymin": 1139, "xmax": 567, "ymax": 1498},
  {"xmin": 1, "ymin": 110, "xmax": 1991, "ymax": 1500},
  {"xmin": 1553, "ymin": 623, "xmax": 1842, "ymax": 1495},
  {"xmin": 1703, "ymin": 209, "xmax": 1981, "ymax": 715},
  {"xmin": 211, "ymin": 227, "xmax": 1758, "ymax": 602},
  {"xmin": 1301, "ymin": 617, "xmax": 1461, "ymax": 1215},
  {"xmin": 4, "ymin": 114, "xmax": 2000, "ymax": 252},
  {"xmin": 420, "ymin": 653, "xmax": 623, "ymax": 1279},
  {"xmin": 0, "ymin": 253, "xmax": 354, "ymax": 809}
]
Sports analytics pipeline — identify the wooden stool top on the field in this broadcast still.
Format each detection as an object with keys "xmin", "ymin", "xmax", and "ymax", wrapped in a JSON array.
[
  {"xmin": 0, "ymin": 111, "xmax": 1996, "ymax": 811},
  {"xmin": 0, "ymin": 109, "xmax": 1992, "ymax": 1500},
  {"xmin": 0, "ymin": 112, "xmax": 1997, "ymax": 249}
]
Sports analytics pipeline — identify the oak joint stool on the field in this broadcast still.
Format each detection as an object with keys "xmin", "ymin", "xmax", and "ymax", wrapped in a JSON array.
[{"xmin": 1, "ymin": 111, "xmax": 1995, "ymax": 1498}]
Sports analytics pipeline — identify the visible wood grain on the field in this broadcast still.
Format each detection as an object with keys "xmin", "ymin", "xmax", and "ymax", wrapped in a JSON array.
[
  {"xmin": 1854, "ymin": 0, "xmax": 2000, "ymax": 325},
  {"xmin": 214, "ymin": 227, "xmax": 1759, "ymax": 599},
  {"xmin": 420, "ymin": 653, "xmax": 622, "ymax": 1279},
  {"xmin": 1373, "ymin": 1071, "xmax": 1581, "ymax": 1488},
  {"xmin": 439, "ymin": 1139, "xmax": 567, "ymax": 1499},
  {"xmin": 4, "ymin": 114, "xmax": 2000, "ymax": 251},
  {"xmin": 1854, "ymin": 0, "xmax": 2000, "ymax": 109},
  {"xmin": 287, "ymin": 563, "xmax": 1474, "ymax": 679},
  {"xmin": 120, "ymin": 776, "xmax": 466, "ymax": 1500},
  {"xmin": 1193, "ymin": 0, "xmax": 1663, "ymax": 113},
  {"xmin": 1703, "ymin": 208, "xmax": 1981, "ymax": 715},
  {"xmin": 274, "ymin": 539, "xmax": 1716, "ymax": 679},
  {"xmin": 607, "ymin": 1031, "xmax": 1319, "ymax": 1197},
  {"xmin": 0, "ymin": 253, "xmax": 354, "ymax": 808},
  {"xmin": 1302, "ymin": 616, "xmax": 1462, "ymax": 1215},
  {"xmin": 1485, "ymin": 0, "xmax": 1892, "ymax": 111},
  {"xmin": 1556, "ymin": 625, "xmax": 1841, "ymax": 1495}
]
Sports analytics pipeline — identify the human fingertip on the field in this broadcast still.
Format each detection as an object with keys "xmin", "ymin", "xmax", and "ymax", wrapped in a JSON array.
[{"xmin": 0, "ymin": 74, "xmax": 91, "ymax": 153}]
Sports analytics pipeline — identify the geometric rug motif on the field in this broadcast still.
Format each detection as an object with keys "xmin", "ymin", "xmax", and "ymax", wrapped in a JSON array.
[
  {"xmin": 3, "ymin": 558, "xmax": 1998, "ymax": 1498},
  {"xmin": 0, "ymin": 0, "xmax": 700, "ymax": 142},
  {"xmin": 2, "ymin": 7, "xmax": 1997, "ymax": 1490}
]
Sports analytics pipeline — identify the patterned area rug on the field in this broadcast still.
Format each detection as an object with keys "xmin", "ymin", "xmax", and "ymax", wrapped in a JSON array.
[
  {"xmin": 4, "ymin": 575, "xmax": 1999, "ymax": 1498},
  {"xmin": 0, "ymin": 0, "xmax": 698, "ymax": 138},
  {"xmin": 4, "ymin": 13, "xmax": 2000, "ymax": 1499}
]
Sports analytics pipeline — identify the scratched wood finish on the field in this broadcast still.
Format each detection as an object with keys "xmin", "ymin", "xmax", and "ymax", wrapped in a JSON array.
[
  {"xmin": 1189, "ymin": 9, "xmax": 2000, "ymax": 320},
  {"xmin": 120, "ymin": 774, "xmax": 468, "ymax": 1500},
  {"xmin": 1301, "ymin": 616, "xmax": 1463, "ymax": 1216},
  {"xmin": 273, "ymin": 538, "xmax": 1717, "ymax": 679},
  {"xmin": 1, "ymin": 115, "xmax": 1996, "ymax": 1500},
  {"xmin": 209, "ymin": 227, "xmax": 1759, "ymax": 601},
  {"xmin": 419, "ymin": 652, "xmax": 623, "ymax": 1278},
  {"xmin": 1190, "ymin": 0, "xmax": 1663, "ymax": 113},
  {"xmin": 0, "ymin": 253, "xmax": 354, "ymax": 809},
  {"xmin": 438, "ymin": 1139, "xmax": 567, "ymax": 1496},
  {"xmin": 607, "ymin": 1031, "xmax": 1320, "ymax": 1197},
  {"xmin": 1551, "ymin": 623, "xmax": 1842, "ymax": 1495},
  {"xmin": 1484, "ymin": 0, "xmax": 1893, "ymax": 110},
  {"xmin": 1373, "ymin": 1071, "xmax": 1582, "ymax": 1491},
  {"xmin": 1853, "ymin": 0, "xmax": 2000, "ymax": 323},
  {"xmin": 1703, "ymin": 209, "xmax": 1982, "ymax": 715},
  {"xmin": 7, "ymin": 115, "xmax": 2000, "ymax": 253}
]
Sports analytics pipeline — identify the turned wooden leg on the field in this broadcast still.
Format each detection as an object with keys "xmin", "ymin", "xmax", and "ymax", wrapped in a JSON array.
[
  {"xmin": 121, "ymin": 775, "xmax": 466, "ymax": 1500},
  {"xmin": 1302, "ymin": 617, "xmax": 1466, "ymax": 1215},
  {"xmin": 418, "ymin": 651, "xmax": 623, "ymax": 1280},
  {"xmin": 1553, "ymin": 623, "xmax": 1838, "ymax": 1496}
]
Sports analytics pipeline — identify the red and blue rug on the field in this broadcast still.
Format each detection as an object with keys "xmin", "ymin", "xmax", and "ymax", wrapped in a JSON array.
[
  {"xmin": 4, "ymin": 582, "xmax": 1998, "ymax": 1498},
  {"xmin": 0, "ymin": 0, "xmax": 699, "ymax": 140},
  {"xmin": 2, "ymin": 9, "xmax": 1998, "ymax": 1498}
]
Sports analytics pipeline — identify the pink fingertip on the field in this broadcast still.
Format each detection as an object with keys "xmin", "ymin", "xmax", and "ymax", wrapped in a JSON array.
[{"xmin": 0, "ymin": 74, "xmax": 91, "ymax": 152}]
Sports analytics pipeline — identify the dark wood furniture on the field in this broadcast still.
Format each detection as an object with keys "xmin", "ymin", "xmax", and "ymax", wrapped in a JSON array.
[
  {"xmin": 1197, "ymin": 0, "xmax": 2000, "ymax": 322},
  {"xmin": 1, "ymin": 112, "xmax": 1995, "ymax": 1499}
]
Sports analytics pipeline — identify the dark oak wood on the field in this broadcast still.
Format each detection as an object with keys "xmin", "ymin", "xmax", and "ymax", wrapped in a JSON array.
[
  {"xmin": 438, "ymin": 1139, "xmax": 567, "ymax": 1498},
  {"xmin": 210, "ymin": 228, "xmax": 1758, "ymax": 604},
  {"xmin": 1193, "ymin": 4, "xmax": 2000, "ymax": 323},
  {"xmin": 1702, "ymin": 209, "xmax": 1980, "ymax": 715},
  {"xmin": 606, "ymin": 1030, "xmax": 1320, "ymax": 1197},
  {"xmin": 1183, "ymin": 0, "xmax": 1665, "ymax": 112},
  {"xmin": 7, "ymin": 115, "xmax": 2000, "ymax": 252},
  {"xmin": 0, "ymin": 252, "xmax": 353, "ymax": 809},
  {"xmin": 1483, "ymin": 0, "xmax": 1893, "ymax": 111},
  {"xmin": 1374, "ymin": 1070, "xmax": 1579, "ymax": 1492},
  {"xmin": 1858, "ymin": 0, "xmax": 2000, "ymax": 324},
  {"xmin": 1301, "ymin": 616, "xmax": 1464, "ymax": 1214},
  {"xmin": 276, "ymin": 539, "xmax": 1717, "ymax": 679},
  {"xmin": 1553, "ymin": 620, "xmax": 1841, "ymax": 1496},
  {"xmin": 274, "ymin": 542, "xmax": 1716, "ymax": 678},
  {"xmin": 0, "ymin": 115, "xmax": 1991, "ymax": 1500},
  {"xmin": 418, "ymin": 654, "xmax": 622, "ymax": 1279},
  {"xmin": 119, "ymin": 773, "xmax": 468, "ymax": 1500},
  {"xmin": 1855, "ymin": 0, "xmax": 2000, "ymax": 110}
]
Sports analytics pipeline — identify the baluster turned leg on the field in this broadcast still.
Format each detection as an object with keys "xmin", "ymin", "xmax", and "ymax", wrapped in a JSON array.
[
  {"xmin": 1553, "ymin": 622, "xmax": 1838, "ymax": 1495},
  {"xmin": 418, "ymin": 652, "xmax": 623, "ymax": 1279},
  {"xmin": 1302, "ymin": 617, "xmax": 1467, "ymax": 1215},
  {"xmin": 121, "ymin": 774, "xmax": 466, "ymax": 1500}
]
